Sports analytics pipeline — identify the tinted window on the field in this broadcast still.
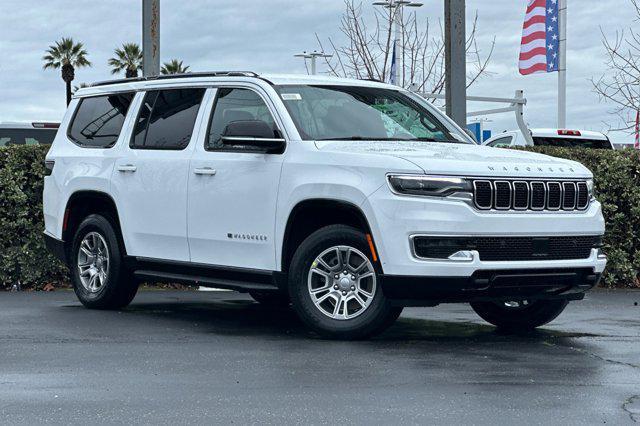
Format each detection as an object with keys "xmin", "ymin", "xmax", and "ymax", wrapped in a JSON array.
[
  {"xmin": 206, "ymin": 88, "xmax": 277, "ymax": 150},
  {"xmin": 533, "ymin": 137, "xmax": 612, "ymax": 149},
  {"xmin": 487, "ymin": 136, "xmax": 512, "ymax": 148},
  {"xmin": 68, "ymin": 93, "xmax": 134, "ymax": 147},
  {"xmin": 0, "ymin": 129, "xmax": 57, "ymax": 147},
  {"xmin": 131, "ymin": 88, "xmax": 205, "ymax": 150}
]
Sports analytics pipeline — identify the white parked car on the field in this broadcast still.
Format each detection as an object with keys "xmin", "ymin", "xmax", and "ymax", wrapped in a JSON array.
[
  {"xmin": 43, "ymin": 72, "xmax": 606, "ymax": 339},
  {"xmin": 484, "ymin": 128, "xmax": 614, "ymax": 150},
  {"xmin": 0, "ymin": 121, "xmax": 59, "ymax": 147}
]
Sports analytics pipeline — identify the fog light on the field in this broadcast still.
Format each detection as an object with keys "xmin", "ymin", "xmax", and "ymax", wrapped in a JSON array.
[
  {"xmin": 596, "ymin": 248, "xmax": 607, "ymax": 260},
  {"xmin": 448, "ymin": 250, "xmax": 475, "ymax": 262}
]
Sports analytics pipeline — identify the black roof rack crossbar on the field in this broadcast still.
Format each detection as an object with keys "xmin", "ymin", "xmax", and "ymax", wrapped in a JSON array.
[{"xmin": 91, "ymin": 71, "xmax": 260, "ymax": 87}]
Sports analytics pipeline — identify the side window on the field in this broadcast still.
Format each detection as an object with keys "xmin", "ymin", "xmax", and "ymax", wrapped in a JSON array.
[
  {"xmin": 206, "ymin": 88, "xmax": 277, "ymax": 150},
  {"xmin": 68, "ymin": 93, "xmax": 134, "ymax": 148},
  {"xmin": 487, "ymin": 136, "xmax": 513, "ymax": 148},
  {"xmin": 131, "ymin": 88, "xmax": 206, "ymax": 150}
]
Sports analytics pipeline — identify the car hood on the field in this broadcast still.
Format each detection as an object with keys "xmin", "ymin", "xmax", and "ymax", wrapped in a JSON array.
[{"xmin": 314, "ymin": 140, "xmax": 592, "ymax": 178}]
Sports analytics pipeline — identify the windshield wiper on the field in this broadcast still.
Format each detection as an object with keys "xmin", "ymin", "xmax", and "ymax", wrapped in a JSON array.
[
  {"xmin": 410, "ymin": 137, "xmax": 467, "ymax": 144},
  {"xmin": 317, "ymin": 136, "xmax": 417, "ymax": 141}
]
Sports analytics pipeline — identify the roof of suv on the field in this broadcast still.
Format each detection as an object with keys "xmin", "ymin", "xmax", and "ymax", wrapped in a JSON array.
[
  {"xmin": 0, "ymin": 121, "xmax": 60, "ymax": 129},
  {"xmin": 75, "ymin": 72, "xmax": 395, "ymax": 98}
]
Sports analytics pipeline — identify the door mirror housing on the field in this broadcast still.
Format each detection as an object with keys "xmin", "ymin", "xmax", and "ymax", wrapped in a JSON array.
[{"xmin": 221, "ymin": 120, "xmax": 285, "ymax": 153}]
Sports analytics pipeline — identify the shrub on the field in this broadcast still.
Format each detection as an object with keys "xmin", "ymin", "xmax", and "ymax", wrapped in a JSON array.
[
  {"xmin": 520, "ymin": 146, "xmax": 640, "ymax": 288},
  {"xmin": 0, "ymin": 145, "xmax": 638, "ymax": 289},
  {"xmin": 0, "ymin": 145, "xmax": 67, "ymax": 290}
]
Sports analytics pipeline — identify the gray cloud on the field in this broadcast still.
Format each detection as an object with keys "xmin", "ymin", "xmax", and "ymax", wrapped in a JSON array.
[{"xmin": 0, "ymin": 0, "xmax": 635, "ymax": 143}]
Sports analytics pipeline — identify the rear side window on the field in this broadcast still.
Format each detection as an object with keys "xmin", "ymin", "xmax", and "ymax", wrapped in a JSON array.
[
  {"xmin": 68, "ymin": 93, "xmax": 134, "ymax": 148},
  {"xmin": 0, "ymin": 129, "xmax": 57, "ymax": 147},
  {"xmin": 533, "ymin": 137, "xmax": 612, "ymax": 149},
  {"xmin": 131, "ymin": 88, "xmax": 205, "ymax": 150}
]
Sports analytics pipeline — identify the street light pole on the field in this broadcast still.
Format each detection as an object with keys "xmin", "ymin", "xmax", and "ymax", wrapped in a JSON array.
[
  {"xmin": 294, "ymin": 51, "xmax": 333, "ymax": 75},
  {"xmin": 373, "ymin": 0, "xmax": 423, "ymax": 86},
  {"xmin": 444, "ymin": 0, "xmax": 467, "ymax": 128},
  {"xmin": 142, "ymin": 0, "xmax": 160, "ymax": 77}
]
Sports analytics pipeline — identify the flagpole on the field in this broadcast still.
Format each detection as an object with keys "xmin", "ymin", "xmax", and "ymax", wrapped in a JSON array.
[{"xmin": 558, "ymin": 0, "xmax": 567, "ymax": 128}]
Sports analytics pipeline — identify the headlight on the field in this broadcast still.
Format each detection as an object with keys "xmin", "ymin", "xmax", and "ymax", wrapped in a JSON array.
[
  {"xmin": 388, "ymin": 175, "xmax": 472, "ymax": 197},
  {"xmin": 587, "ymin": 179, "xmax": 595, "ymax": 200}
]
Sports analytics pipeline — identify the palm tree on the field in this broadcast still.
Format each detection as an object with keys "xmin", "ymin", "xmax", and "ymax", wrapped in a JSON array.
[
  {"xmin": 161, "ymin": 59, "xmax": 190, "ymax": 75},
  {"xmin": 108, "ymin": 43, "xmax": 143, "ymax": 78},
  {"xmin": 43, "ymin": 37, "xmax": 91, "ymax": 105}
]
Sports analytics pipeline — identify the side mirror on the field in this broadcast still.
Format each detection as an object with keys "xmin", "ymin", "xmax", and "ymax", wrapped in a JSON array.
[{"xmin": 221, "ymin": 120, "xmax": 285, "ymax": 153}]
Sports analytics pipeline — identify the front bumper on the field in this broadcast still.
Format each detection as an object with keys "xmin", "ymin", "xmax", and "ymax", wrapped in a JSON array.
[
  {"xmin": 364, "ymin": 186, "xmax": 607, "ymax": 277},
  {"xmin": 380, "ymin": 267, "xmax": 601, "ymax": 306}
]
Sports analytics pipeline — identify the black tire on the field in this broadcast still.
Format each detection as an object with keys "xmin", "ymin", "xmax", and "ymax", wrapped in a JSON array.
[
  {"xmin": 288, "ymin": 225, "xmax": 402, "ymax": 340},
  {"xmin": 69, "ymin": 214, "xmax": 138, "ymax": 309},
  {"xmin": 470, "ymin": 299, "xmax": 569, "ymax": 332},
  {"xmin": 249, "ymin": 290, "xmax": 290, "ymax": 307}
]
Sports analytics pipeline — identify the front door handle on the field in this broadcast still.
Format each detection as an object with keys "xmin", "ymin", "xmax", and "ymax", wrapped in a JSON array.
[
  {"xmin": 194, "ymin": 167, "xmax": 217, "ymax": 176},
  {"xmin": 117, "ymin": 164, "xmax": 137, "ymax": 172}
]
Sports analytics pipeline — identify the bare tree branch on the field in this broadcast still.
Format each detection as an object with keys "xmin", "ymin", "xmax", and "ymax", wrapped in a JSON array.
[
  {"xmin": 591, "ymin": 0, "xmax": 640, "ymax": 133},
  {"xmin": 318, "ymin": 0, "xmax": 494, "ymax": 93}
]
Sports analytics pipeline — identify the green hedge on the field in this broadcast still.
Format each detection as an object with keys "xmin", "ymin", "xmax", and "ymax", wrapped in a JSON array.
[
  {"xmin": 0, "ymin": 146, "xmax": 68, "ymax": 290},
  {"xmin": 519, "ymin": 146, "xmax": 640, "ymax": 288},
  {"xmin": 0, "ymin": 145, "xmax": 638, "ymax": 290}
]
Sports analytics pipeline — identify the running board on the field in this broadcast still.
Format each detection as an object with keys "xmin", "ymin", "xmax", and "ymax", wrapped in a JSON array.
[
  {"xmin": 129, "ymin": 257, "xmax": 282, "ymax": 293},
  {"xmin": 133, "ymin": 270, "xmax": 278, "ymax": 292}
]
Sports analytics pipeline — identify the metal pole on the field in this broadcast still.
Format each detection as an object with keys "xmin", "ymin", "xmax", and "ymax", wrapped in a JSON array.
[
  {"xmin": 310, "ymin": 56, "xmax": 317, "ymax": 75},
  {"xmin": 394, "ymin": 4, "xmax": 402, "ymax": 85},
  {"xmin": 142, "ymin": 0, "xmax": 160, "ymax": 77},
  {"xmin": 444, "ymin": 0, "xmax": 467, "ymax": 128},
  {"xmin": 558, "ymin": 0, "xmax": 567, "ymax": 128}
]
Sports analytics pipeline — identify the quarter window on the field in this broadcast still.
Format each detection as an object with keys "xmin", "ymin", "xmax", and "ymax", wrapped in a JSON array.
[
  {"xmin": 68, "ymin": 93, "xmax": 134, "ymax": 148},
  {"xmin": 131, "ymin": 88, "xmax": 205, "ymax": 150},
  {"xmin": 206, "ymin": 88, "xmax": 278, "ymax": 150}
]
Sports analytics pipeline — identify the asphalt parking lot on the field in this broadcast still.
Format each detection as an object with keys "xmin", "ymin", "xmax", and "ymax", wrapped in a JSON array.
[{"xmin": 1, "ymin": 289, "xmax": 638, "ymax": 425}]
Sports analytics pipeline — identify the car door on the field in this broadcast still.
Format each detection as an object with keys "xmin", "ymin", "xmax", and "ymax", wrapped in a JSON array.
[
  {"xmin": 187, "ymin": 86, "xmax": 286, "ymax": 270},
  {"xmin": 111, "ymin": 87, "xmax": 207, "ymax": 262}
]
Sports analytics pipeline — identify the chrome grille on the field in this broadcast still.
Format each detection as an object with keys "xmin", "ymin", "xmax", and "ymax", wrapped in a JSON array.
[{"xmin": 472, "ymin": 179, "xmax": 591, "ymax": 211}]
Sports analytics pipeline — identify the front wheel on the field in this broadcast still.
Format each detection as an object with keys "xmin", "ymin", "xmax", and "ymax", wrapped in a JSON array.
[
  {"xmin": 288, "ymin": 225, "xmax": 402, "ymax": 340},
  {"xmin": 470, "ymin": 299, "xmax": 569, "ymax": 332}
]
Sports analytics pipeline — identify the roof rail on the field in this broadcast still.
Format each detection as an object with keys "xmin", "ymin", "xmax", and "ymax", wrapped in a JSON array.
[{"xmin": 91, "ymin": 71, "xmax": 260, "ymax": 87}]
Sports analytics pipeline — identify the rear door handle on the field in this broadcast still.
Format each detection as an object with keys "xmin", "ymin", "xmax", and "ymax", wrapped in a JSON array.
[
  {"xmin": 117, "ymin": 164, "xmax": 137, "ymax": 172},
  {"xmin": 194, "ymin": 167, "xmax": 217, "ymax": 176}
]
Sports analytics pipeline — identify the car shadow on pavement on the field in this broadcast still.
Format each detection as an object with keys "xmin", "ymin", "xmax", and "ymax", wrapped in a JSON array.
[{"xmin": 115, "ymin": 295, "xmax": 600, "ymax": 345}]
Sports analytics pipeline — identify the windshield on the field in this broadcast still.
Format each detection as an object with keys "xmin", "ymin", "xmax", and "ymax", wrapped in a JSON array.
[{"xmin": 275, "ymin": 85, "xmax": 464, "ymax": 143}]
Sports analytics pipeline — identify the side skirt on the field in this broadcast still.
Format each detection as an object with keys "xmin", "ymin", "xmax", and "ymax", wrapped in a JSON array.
[{"xmin": 128, "ymin": 257, "xmax": 286, "ymax": 293}]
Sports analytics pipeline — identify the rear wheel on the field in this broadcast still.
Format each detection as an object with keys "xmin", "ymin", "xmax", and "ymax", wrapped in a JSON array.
[
  {"xmin": 470, "ymin": 299, "xmax": 569, "ymax": 331},
  {"xmin": 288, "ymin": 225, "xmax": 402, "ymax": 340},
  {"xmin": 70, "ymin": 214, "xmax": 138, "ymax": 309}
]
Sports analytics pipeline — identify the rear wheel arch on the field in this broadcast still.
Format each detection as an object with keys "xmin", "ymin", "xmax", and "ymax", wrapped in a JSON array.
[
  {"xmin": 62, "ymin": 191, "xmax": 126, "ymax": 257},
  {"xmin": 280, "ymin": 199, "xmax": 379, "ymax": 273}
]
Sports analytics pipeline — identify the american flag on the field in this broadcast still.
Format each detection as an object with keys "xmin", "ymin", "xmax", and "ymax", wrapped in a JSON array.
[{"xmin": 519, "ymin": 0, "xmax": 560, "ymax": 75}]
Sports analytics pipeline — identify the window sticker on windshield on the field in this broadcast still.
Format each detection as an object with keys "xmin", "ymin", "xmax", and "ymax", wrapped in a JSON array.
[{"xmin": 281, "ymin": 93, "xmax": 302, "ymax": 101}]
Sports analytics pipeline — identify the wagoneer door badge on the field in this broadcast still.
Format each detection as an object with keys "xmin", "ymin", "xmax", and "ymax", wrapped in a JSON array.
[{"xmin": 227, "ymin": 233, "xmax": 268, "ymax": 242}]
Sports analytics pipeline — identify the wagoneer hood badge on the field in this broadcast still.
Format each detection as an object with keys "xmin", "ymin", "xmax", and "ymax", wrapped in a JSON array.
[{"xmin": 315, "ymin": 140, "xmax": 591, "ymax": 178}]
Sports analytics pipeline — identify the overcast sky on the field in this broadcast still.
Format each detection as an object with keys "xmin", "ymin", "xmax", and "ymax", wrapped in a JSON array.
[{"xmin": 0, "ymin": 0, "xmax": 635, "ymax": 144}]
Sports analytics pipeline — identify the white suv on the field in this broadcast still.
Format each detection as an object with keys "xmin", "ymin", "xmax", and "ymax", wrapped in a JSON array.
[{"xmin": 43, "ymin": 72, "xmax": 607, "ymax": 339}]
